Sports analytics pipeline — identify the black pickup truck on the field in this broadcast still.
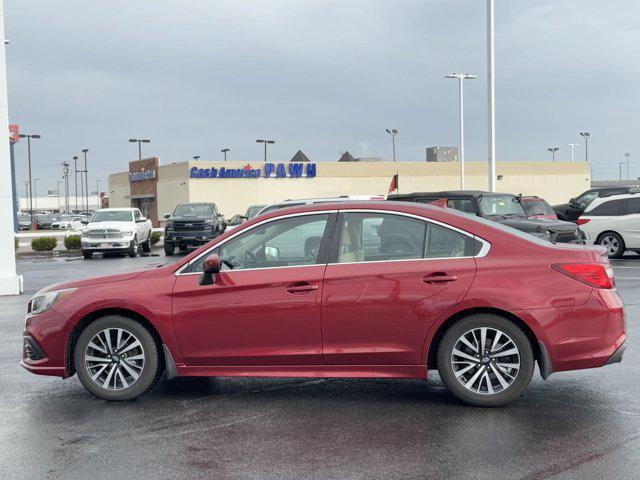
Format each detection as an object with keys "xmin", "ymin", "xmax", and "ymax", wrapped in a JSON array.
[
  {"xmin": 388, "ymin": 190, "xmax": 585, "ymax": 244},
  {"xmin": 164, "ymin": 202, "xmax": 225, "ymax": 255}
]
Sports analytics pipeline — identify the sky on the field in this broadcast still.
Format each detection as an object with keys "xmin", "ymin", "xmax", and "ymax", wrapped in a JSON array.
[{"xmin": 5, "ymin": 0, "xmax": 640, "ymax": 195}]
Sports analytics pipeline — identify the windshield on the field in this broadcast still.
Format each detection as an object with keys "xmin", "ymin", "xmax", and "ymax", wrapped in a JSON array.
[
  {"xmin": 246, "ymin": 205, "xmax": 266, "ymax": 219},
  {"xmin": 173, "ymin": 204, "xmax": 213, "ymax": 216},
  {"xmin": 91, "ymin": 211, "xmax": 133, "ymax": 222},
  {"xmin": 521, "ymin": 198, "xmax": 555, "ymax": 216},
  {"xmin": 478, "ymin": 195, "xmax": 527, "ymax": 218}
]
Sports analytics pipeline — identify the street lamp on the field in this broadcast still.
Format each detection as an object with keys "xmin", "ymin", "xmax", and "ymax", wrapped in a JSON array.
[
  {"xmin": 33, "ymin": 178, "xmax": 39, "ymax": 210},
  {"xmin": 487, "ymin": 0, "xmax": 496, "ymax": 192},
  {"xmin": 547, "ymin": 147, "xmax": 559, "ymax": 162},
  {"xmin": 193, "ymin": 155, "xmax": 200, "ymax": 161},
  {"xmin": 446, "ymin": 73, "xmax": 477, "ymax": 188},
  {"xmin": 73, "ymin": 155, "xmax": 80, "ymax": 212},
  {"xmin": 619, "ymin": 162, "xmax": 625, "ymax": 181},
  {"xmin": 221, "ymin": 148, "xmax": 230, "ymax": 162},
  {"xmin": 567, "ymin": 143, "xmax": 579, "ymax": 163},
  {"xmin": 18, "ymin": 133, "xmax": 41, "ymax": 226},
  {"xmin": 579, "ymin": 132, "xmax": 590, "ymax": 163},
  {"xmin": 56, "ymin": 180, "xmax": 62, "ymax": 211},
  {"xmin": 625, "ymin": 152, "xmax": 631, "ymax": 180},
  {"xmin": 129, "ymin": 138, "xmax": 150, "ymax": 160},
  {"xmin": 82, "ymin": 149, "xmax": 89, "ymax": 212},
  {"xmin": 62, "ymin": 162, "xmax": 70, "ymax": 213},
  {"xmin": 384, "ymin": 129, "xmax": 398, "ymax": 163},
  {"xmin": 256, "ymin": 139, "xmax": 275, "ymax": 162}
]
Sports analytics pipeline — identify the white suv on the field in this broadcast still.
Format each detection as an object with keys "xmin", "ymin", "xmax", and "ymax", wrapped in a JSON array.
[
  {"xmin": 256, "ymin": 195, "xmax": 385, "ymax": 217},
  {"xmin": 578, "ymin": 193, "xmax": 640, "ymax": 258},
  {"xmin": 81, "ymin": 208, "xmax": 153, "ymax": 259}
]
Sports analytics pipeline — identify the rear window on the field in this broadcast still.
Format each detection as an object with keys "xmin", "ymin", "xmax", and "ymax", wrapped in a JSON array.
[{"xmin": 588, "ymin": 199, "xmax": 624, "ymax": 216}]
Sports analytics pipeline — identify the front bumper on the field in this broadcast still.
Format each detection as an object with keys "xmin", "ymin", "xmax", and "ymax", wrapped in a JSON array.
[
  {"xmin": 81, "ymin": 236, "xmax": 134, "ymax": 252},
  {"xmin": 21, "ymin": 308, "xmax": 72, "ymax": 378},
  {"xmin": 165, "ymin": 231, "xmax": 215, "ymax": 246}
]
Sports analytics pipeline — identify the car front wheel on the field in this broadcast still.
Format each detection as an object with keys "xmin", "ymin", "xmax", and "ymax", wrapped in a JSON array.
[
  {"xmin": 128, "ymin": 236, "xmax": 138, "ymax": 257},
  {"xmin": 74, "ymin": 316, "xmax": 162, "ymax": 401},
  {"xmin": 437, "ymin": 314, "xmax": 534, "ymax": 407},
  {"xmin": 598, "ymin": 232, "xmax": 625, "ymax": 258}
]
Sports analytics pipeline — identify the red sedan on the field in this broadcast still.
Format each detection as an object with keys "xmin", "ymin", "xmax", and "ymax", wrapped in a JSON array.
[{"xmin": 21, "ymin": 202, "xmax": 626, "ymax": 406}]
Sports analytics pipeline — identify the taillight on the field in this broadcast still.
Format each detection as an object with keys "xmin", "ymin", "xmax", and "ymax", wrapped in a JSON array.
[
  {"xmin": 577, "ymin": 218, "xmax": 590, "ymax": 225},
  {"xmin": 551, "ymin": 263, "xmax": 613, "ymax": 289}
]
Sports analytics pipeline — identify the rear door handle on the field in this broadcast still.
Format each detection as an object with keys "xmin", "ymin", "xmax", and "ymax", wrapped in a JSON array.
[
  {"xmin": 286, "ymin": 283, "xmax": 319, "ymax": 294},
  {"xmin": 423, "ymin": 273, "xmax": 458, "ymax": 284}
]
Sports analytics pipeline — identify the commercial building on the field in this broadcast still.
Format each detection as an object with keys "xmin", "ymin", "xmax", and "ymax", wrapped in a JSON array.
[{"xmin": 109, "ymin": 157, "xmax": 590, "ymax": 226}]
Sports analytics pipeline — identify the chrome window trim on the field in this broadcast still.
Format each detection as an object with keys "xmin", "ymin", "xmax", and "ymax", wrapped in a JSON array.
[{"xmin": 175, "ymin": 208, "xmax": 492, "ymax": 276}]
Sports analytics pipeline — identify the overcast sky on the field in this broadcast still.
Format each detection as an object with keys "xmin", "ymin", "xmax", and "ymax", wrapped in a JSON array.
[{"xmin": 5, "ymin": 0, "xmax": 640, "ymax": 194}]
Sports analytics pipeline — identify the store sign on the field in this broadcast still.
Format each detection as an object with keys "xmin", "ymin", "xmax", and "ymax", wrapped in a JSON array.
[
  {"xmin": 129, "ymin": 170, "xmax": 157, "ymax": 182},
  {"xmin": 190, "ymin": 163, "xmax": 317, "ymax": 179}
]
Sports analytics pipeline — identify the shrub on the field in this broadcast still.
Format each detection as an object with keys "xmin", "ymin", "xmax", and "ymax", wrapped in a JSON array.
[
  {"xmin": 31, "ymin": 237, "xmax": 57, "ymax": 252},
  {"xmin": 150, "ymin": 231, "xmax": 162, "ymax": 245},
  {"xmin": 64, "ymin": 235, "xmax": 81, "ymax": 250}
]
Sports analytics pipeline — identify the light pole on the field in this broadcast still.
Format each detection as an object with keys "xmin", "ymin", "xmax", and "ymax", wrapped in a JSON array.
[
  {"xmin": 256, "ymin": 139, "xmax": 275, "ymax": 162},
  {"xmin": 18, "ymin": 133, "xmax": 41, "ymax": 226},
  {"xmin": 192, "ymin": 155, "xmax": 200, "ymax": 161},
  {"xmin": 33, "ymin": 178, "xmax": 39, "ymax": 210},
  {"xmin": 62, "ymin": 161, "xmax": 70, "ymax": 213},
  {"xmin": 446, "ymin": 73, "xmax": 477, "ymax": 188},
  {"xmin": 547, "ymin": 147, "xmax": 559, "ymax": 162},
  {"xmin": 56, "ymin": 180, "xmax": 62, "ymax": 211},
  {"xmin": 22, "ymin": 180, "xmax": 28, "ymax": 213},
  {"xmin": 487, "ymin": 0, "xmax": 496, "ymax": 192},
  {"xmin": 221, "ymin": 148, "xmax": 229, "ymax": 162},
  {"xmin": 384, "ymin": 129, "xmax": 398, "ymax": 163},
  {"xmin": 579, "ymin": 132, "xmax": 590, "ymax": 163},
  {"xmin": 619, "ymin": 162, "xmax": 625, "ymax": 181},
  {"xmin": 625, "ymin": 152, "xmax": 631, "ymax": 180},
  {"xmin": 567, "ymin": 143, "xmax": 578, "ymax": 163},
  {"xmin": 129, "ymin": 138, "xmax": 150, "ymax": 160},
  {"xmin": 96, "ymin": 179, "xmax": 101, "ymax": 208},
  {"xmin": 73, "ymin": 155, "xmax": 79, "ymax": 212},
  {"xmin": 82, "ymin": 149, "xmax": 89, "ymax": 212}
]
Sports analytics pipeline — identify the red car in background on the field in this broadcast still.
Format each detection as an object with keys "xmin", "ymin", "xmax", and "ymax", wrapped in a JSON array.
[
  {"xmin": 21, "ymin": 201, "xmax": 626, "ymax": 406},
  {"xmin": 519, "ymin": 195, "xmax": 558, "ymax": 220}
]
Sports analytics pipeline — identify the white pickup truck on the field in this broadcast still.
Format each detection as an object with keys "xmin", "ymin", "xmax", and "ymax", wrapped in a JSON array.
[{"xmin": 80, "ymin": 208, "xmax": 153, "ymax": 259}]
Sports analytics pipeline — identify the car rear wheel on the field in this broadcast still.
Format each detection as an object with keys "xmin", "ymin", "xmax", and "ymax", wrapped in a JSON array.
[
  {"xmin": 164, "ymin": 244, "xmax": 175, "ymax": 256},
  {"xmin": 82, "ymin": 250, "xmax": 93, "ymax": 259},
  {"xmin": 74, "ymin": 316, "xmax": 162, "ymax": 401},
  {"xmin": 437, "ymin": 314, "xmax": 534, "ymax": 407},
  {"xmin": 598, "ymin": 232, "xmax": 625, "ymax": 258},
  {"xmin": 128, "ymin": 236, "xmax": 138, "ymax": 257}
]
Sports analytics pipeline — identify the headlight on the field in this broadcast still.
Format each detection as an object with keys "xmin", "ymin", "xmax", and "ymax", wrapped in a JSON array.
[
  {"xmin": 27, "ymin": 288, "xmax": 77, "ymax": 317},
  {"xmin": 545, "ymin": 230, "xmax": 552, "ymax": 238}
]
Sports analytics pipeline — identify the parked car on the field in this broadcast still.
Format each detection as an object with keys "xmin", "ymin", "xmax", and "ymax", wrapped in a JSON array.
[
  {"xmin": 578, "ymin": 193, "xmax": 640, "ymax": 258},
  {"xmin": 33, "ymin": 213, "xmax": 64, "ymax": 230},
  {"xmin": 553, "ymin": 186, "xmax": 639, "ymax": 222},
  {"xmin": 388, "ymin": 191, "xmax": 585, "ymax": 244},
  {"xmin": 22, "ymin": 201, "xmax": 625, "ymax": 406},
  {"xmin": 518, "ymin": 195, "xmax": 557, "ymax": 220},
  {"xmin": 17, "ymin": 212, "xmax": 31, "ymax": 230},
  {"xmin": 227, "ymin": 204, "xmax": 268, "ymax": 229},
  {"xmin": 256, "ymin": 195, "xmax": 385, "ymax": 217},
  {"xmin": 51, "ymin": 215, "xmax": 85, "ymax": 231},
  {"xmin": 80, "ymin": 208, "xmax": 152, "ymax": 259},
  {"xmin": 164, "ymin": 202, "xmax": 225, "ymax": 256}
]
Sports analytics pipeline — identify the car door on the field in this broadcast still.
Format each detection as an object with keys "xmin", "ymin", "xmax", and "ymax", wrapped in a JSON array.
[
  {"xmin": 132, "ymin": 209, "xmax": 146, "ymax": 239},
  {"xmin": 618, "ymin": 197, "xmax": 640, "ymax": 248},
  {"xmin": 321, "ymin": 211, "xmax": 478, "ymax": 365},
  {"xmin": 172, "ymin": 212, "xmax": 336, "ymax": 366}
]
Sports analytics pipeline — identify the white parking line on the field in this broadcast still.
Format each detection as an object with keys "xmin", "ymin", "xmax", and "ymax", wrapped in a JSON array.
[
  {"xmin": 615, "ymin": 276, "xmax": 640, "ymax": 280},
  {"xmin": 612, "ymin": 266, "xmax": 640, "ymax": 269}
]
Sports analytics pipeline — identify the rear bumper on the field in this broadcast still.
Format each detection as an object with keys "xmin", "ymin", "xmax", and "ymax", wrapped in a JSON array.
[{"xmin": 605, "ymin": 339, "xmax": 627, "ymax": 365}]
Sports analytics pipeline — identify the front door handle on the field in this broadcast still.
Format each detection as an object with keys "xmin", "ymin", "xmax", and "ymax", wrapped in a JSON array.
[
  {"xmin": 423, "ymin": 273, "xmax": 458, "ymax": 284},
  {"xmin": 286, "ymin": 283, "xmax": 319, "ymax": 294}
]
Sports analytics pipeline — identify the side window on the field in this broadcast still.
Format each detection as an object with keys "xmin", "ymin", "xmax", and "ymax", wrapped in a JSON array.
[
  {"xmin": 426, "ymin": 223, "xmax": 477, "ymax": 258},
  {"xmin": 576, "ymin": 191, "xmax": 598, "ymax": 209},
  {"xmin": 624, "ymin": 198, "xmax": 640, "ymax": 215},
  {"xmin": 186, "ymin": 214, "xmax": 329, "ymax": 272},
  {"xmin": 133, "ymin": 210, "xmax": 141, "ymax": 221},
  {"xmin": 589, "ymin": 199, "xmax": 624, "ymax": 216},
  {"xmin": 446, "ymin": 198, "xmax": 476, "ymax": 214},
  {"xmin": 336, "ymin": 213, "xmax": 426, "ymax": 263}
]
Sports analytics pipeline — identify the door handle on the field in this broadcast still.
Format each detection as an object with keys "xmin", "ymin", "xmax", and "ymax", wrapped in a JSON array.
[
  {"xmin": 423, "ymin": 273, "xmax": 458, "ymax": 284},
  {"xmin": 285, "ymin": 283, "xmax": 319, "ymax": 294}
]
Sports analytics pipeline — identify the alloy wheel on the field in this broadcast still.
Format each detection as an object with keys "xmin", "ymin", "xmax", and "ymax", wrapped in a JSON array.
[
  {"xmin": 600, "ymin": 235, "xmax": 620, "ymax": 256},
  {"xmin": 450, "ymin": 327, "xmax": 521, "ymax": 395},
  {"xmin": 84, "ymin": 328, "xmax": 145, "ymax": 390}
]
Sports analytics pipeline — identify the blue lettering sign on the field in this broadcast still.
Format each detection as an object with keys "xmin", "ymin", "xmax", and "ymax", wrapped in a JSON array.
[
  {"xmin": 306, "ymin": 164, "xmax": 316, "ymax": 178},
  {"xmin": 289, "ymin": 163, "xmax": 304, "ymax": 177},
  {"xmin": 276, "ymin": 163, "xmax": 286, "ymax": 178},
  {"xmin": 265, "ymin": 163, "xmax": 275, "ymax": 178}
]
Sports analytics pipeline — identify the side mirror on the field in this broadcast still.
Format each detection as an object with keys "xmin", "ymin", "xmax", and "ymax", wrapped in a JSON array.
[
  {"xmin": 199, "ymin": 253, "xmax": 221, "ymax": 286},
  {"xmin": 137, "ymin": 217, "xmax": 147, "ymax": 223},
  {"xmin": 569, "ymin": 198, "xmax": 577, "ymax": 207},
  {"xmin": 81, "ymin": 219, "xmax": 89, "ymax": 225},
  {"xmin": 217, "ymin": 212, "xmax": 224, "ymax": 217},
  {"xmin": 164, "ymin": 214, "xmax": 170, "ymax": 219}
]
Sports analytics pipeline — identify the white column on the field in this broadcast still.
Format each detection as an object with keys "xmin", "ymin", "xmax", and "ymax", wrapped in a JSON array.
[
  {"xmin": 458, "ymin": 77, "xmax": 465, "ymax": 189},
  {"xmin": 0, "ymin": 1, "xmax": 23, "ymax": 295},
  {"xmin": 487, "ymin": 0, "xmax": 496, "ymax": 192}
]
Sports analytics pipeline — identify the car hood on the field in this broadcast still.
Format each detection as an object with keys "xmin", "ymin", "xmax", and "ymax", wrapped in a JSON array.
[
  {"xmin": 37, "ymin": 270, "xmax": 148, "ymax": 294},
  {"xmin": 167, "ymin": 215, "xmax": 212, "ymax": 222},
  {"xmin": 494, "ymin": 217, "xmax": 578, "ymax": 233},
  {"xmin": 85, "ymin": 221, "xmax": 133, "ymax": 230}
]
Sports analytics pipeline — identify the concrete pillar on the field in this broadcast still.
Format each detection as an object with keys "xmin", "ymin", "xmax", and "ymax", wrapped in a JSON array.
[{"xmin": 0, "ymin": 2, "xmax": 23, "ymax": 295}]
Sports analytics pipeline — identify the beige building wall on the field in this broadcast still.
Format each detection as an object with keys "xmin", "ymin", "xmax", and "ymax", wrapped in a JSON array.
[
  {"xmin": 108, "ymin": 172, "xmax": 131, "ymax": 208},
  {"xmin": 110, "ymin": 160, "xmax": 590, "ymax": 220}
]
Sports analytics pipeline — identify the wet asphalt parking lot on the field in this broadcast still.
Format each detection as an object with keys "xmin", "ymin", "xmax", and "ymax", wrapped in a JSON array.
[{"xmin": 0, "ymin": 252, "xmax": 638, "ymax": 480}]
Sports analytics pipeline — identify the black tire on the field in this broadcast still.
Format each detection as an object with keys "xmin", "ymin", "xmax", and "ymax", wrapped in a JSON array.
[
  {"xmin": 164, "ymin": 244, "xmax": 175, "ymax": 256},
  {"xmin": 128, "ymin": 236, "xmax": 139, "ymax": 258},
  {"xmin": 73, "ymin": 315, "xmax": 162, "ymax": 401},
  {"xmin": 437, "ymin": 314, "xmax": 534, "ymax": 407},
  {"xmin": 82, "ymin": 250, "xmax": 93, "ymax": 259},
  {"xmin": 141, "ymin": 231, "xmax": 151, "ymax": 253},
  {"xmin": 597, "ymin": 231, "xmax": 625, "ymax": 259}
]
